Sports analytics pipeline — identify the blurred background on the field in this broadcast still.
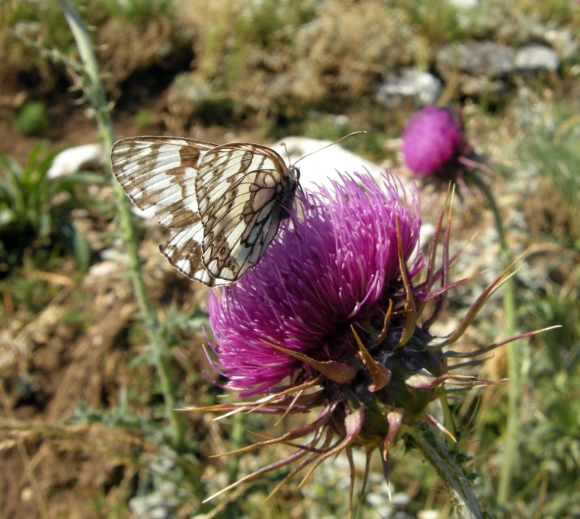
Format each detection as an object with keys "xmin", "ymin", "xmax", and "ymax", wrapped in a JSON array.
[{"xmin": 0, "ymin": 1, "xmax": 579, "ymax": 518}]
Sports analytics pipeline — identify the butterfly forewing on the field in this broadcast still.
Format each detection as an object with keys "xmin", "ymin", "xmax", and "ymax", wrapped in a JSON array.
[
  {"xmin": 111, "ymin": 137, "xmax": 214, "ymax": 229},
  {"xmin": 195, "ymin": 143, "xmax": 297, "ymax": 282},
  {"xmin": 111, "ymin": 136, "xmax": 222, "ymax": 285}
]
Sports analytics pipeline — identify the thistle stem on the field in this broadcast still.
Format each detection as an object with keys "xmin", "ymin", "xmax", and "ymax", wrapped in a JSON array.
[
  {"xmin": 56, "ymin": 0, "xmax": 184, "ymax": 451},
  {"xmin": 404, "ymin": 422, "xmax": 484, "ymax": 519},
  {"xmin": 473, "ymin": 176, "xmax": 518, "ymax": 506}
]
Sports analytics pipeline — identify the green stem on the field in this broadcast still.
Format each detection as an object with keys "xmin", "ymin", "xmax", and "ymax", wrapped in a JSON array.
[
  {"xmin": 474, "ymin": 176, "xmax": 518, "ymax": 506},
  {"xmin": 404, "ymin": 422, "xmax": 485, "ymax": 519},
  {"xmin": 56, "ymin": 0, "xmax": 184, "ymax": 451}
]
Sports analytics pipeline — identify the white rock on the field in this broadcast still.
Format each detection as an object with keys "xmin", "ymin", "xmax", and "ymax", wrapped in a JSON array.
[
  {"xmin": 544, "ymin": 29, "xmax": 576, "ymax": 59},
  {"xmin": 86, "ymin": 249, "xmax": 128, "ymax": 278},
  {"xmin": 376, "ymin": 68, "xmax": 442, "ymax": 108},
  {"xmin": 46, "ymin": 143, "xmax": 105, "ymax": 179},
  {"xmin": 448, "ymin": 0, "xmax": 478, "ymax": 7},
  {"xmin": 515, "ymin": 44, "xmax": 560, "ymax": 72},
  {"xmin": 392, "ymin": 491, "xmax": 411, "ymax": 507},
  {"xmin": 269, "ymin": 136, "xmax": 409, "ymax": 193},
  {"xmin": 418, "ymin": 511, "xmax": 441, "ymax": 519}
]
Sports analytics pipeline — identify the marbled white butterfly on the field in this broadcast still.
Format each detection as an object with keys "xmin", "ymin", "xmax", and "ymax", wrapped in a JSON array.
[{"xmin": 111, "ymin": 137, "xmax": 300, "ymax": 286}]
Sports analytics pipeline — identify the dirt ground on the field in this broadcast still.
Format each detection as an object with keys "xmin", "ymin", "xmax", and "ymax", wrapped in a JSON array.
[{"xmin": 0, "ymin": 59, "xmax": 213, "ymax": 516}]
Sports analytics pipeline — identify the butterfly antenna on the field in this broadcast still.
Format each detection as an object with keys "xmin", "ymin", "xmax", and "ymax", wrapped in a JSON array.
[
  {"xmin": 291, "ymin": 130, "xmax": 367, "ymax": 167},
  {"xmin": 280, "ymin": 141, "xmax": 292, "ymax": 165}
]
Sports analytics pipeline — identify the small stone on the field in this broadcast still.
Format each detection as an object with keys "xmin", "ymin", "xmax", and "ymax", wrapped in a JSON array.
[
  {"xmin": 376, "ymin": 68, "xmax": 442, "ymax": 109},
  {"xmin": 149, "ymin": 508, "xmax": 169, "ymax": 519},
  {"xmin": 436, "ymin": 41, "xmax": 514, "ymax": 77},
  {"xmin": 515, "ymin": 44, "xmax": 560, "ymax": 72},
  {"xmin": 391, "ymin": 491, "xmax": 411, "ymax": 507},
  {"xmin": 418, "ymin": 511, "xmax": 440, "ymax": 519},
  {"xmin": 366, "ymin": 491, "xmax": 395, "ymax": 518},
  {"xmin": 333, "ymin": 114, "xmax": 350, "ymax": 129},
  {"xmin": 447, "ymin": 0, "xmax": 478, "ymax": 7},
  {"xmin": 128, "ymin": 496, "xmax": 148, "ymax": 517},
  {"xmin": 544, "ymin": 29, "xmax": 576, "ymax": 59},
  {"xmin": 166, "ymin": 73, "xmax": 212, "ymax": 121}
]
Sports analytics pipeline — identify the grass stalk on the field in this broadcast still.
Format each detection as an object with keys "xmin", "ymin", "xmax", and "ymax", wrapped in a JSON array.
[
  {"xmin": 55, "ymin": 0, "xmax": 185, "ymax": 452},
  {"xmin": 0, "ymin": 384, "xmax": 49, "ymax": 519},
  {"xmin": 474, "ymin": 176, "xmax": 518, "ymax": 506}
]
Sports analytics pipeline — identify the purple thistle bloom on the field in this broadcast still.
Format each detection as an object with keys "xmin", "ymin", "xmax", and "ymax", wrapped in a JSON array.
[
  {"xmin": 207, "ymin": 173, "xmax": 422, "ymax": 395},
  {"xmin": 401, "ymin": 105, "xmax": 464, "ymax": 176},
  {"xmin": 199, "ymin": 170, "xmax": 529, "ymax": 506}
]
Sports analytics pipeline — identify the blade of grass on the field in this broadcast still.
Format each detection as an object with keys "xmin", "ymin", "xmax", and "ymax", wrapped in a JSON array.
[
  {"xmin": 0, "ymin": 383, "xmax": 49, "ymax": 519},
  {"xmin": 55, "ymin": 0, "xmax": 185, "ymax": 452},
  {"xmin": 473, "ymin": 175, "xmax": 518, "ymax": 505}
]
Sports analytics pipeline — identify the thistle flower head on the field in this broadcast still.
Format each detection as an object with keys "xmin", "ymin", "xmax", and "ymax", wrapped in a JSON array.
[
  {"xmin": 401, "ymin": 105, "xmax": 464, "ymax": 176},
  {"xmin": 208, "ymin": 173, "xmax": 421, "ymax": 395},
  {"xmin": 200, "ymin": 172, "xmax": 522, "ymax": 504}
]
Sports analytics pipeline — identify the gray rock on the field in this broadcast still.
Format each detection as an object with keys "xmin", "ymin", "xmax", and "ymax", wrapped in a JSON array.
[
  {"xmin": 392, "ymin": 492, "xmax": 411, "ymax": 507},
  {"xmin": 436, "ymin": 41, "xmax": 514, "ymax": 77},
  {"xmin": 515, "ymin": 44, "xmax": 560, "ymax": 72},
  {"xmin": 129, "ymin": 493, "xmax": 166, "ymax": 519},
  {"xmin": 544, "ymin": 29, "xmax": 577, "ymax": 59},
  {"xmin": 376, "ymin": 68, "xmax": 442, "ymax": 108},
  {"xmin": 128, "ymin": 482, "xmax": 179, "ymax": 519}
]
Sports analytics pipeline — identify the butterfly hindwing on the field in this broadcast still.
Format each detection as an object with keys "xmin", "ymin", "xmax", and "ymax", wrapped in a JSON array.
[
  {"xmin": 195, "ymin": 143, "xmax": 297, "ymax": 282},
  {"xmin": 159, "ymin": 223, "xmax": 230, "ymax": 286}
]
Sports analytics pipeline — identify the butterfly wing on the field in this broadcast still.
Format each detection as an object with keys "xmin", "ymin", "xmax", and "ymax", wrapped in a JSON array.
[
  {"xmin": 158, "ymin": 223, "xmax": 231, "ymax": 286},
  {"xmin": 195, "ymin": 143, "xmax": 297, "ymax": 282},
  {"xmin": 111, "ymin": 136, "xmax": 225, "ymax": 285},
  {"xmin": 111, "ymin": 137, "xmax": 214, "ymax": 228}
]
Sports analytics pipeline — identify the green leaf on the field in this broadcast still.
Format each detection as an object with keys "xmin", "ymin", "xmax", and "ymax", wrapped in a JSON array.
[
  {"xmin": 58, "ymin": 220, "xmax": 90, "ymax": 272},
  {"xmin": 0, "ymin": 152, "xmax": 25, "ymax": 212},
  {"xmin": 38, "ymin": 211, "xmax": 53, "ymax": 237},
  {"xmin": 49, "ymin": 171, "xmax": 106, "ymax": 196}
]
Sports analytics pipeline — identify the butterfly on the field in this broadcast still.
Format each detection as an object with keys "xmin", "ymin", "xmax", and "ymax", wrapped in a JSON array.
[{"xmin": 110, "ymin": 137, "xmax": 300, "ymax": 286}]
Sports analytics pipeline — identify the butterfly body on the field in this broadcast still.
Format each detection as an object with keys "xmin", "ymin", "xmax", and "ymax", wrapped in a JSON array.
[{"xmin": 111, "ymin": 137, "xmax": 299, "ymax": 286}]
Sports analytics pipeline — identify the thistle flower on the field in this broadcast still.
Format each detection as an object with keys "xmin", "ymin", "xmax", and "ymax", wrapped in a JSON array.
[
  {"xmin": 199, "ymin": 172, "xmax": 538, "ymax": 509},
  {"xmin": 401, "ymin": 106, "xmax": 531, "ymax": 509},
  {"xmin": 400, "ymin": 105, "xmax": 498, "ymax": 204},
  {"xmin": 401, "ymin": 105, "xmax": 465, "ymax": 176},
  {"xmin": 207, "ymin": 173, "xmax": 422, "ymax": 396}
]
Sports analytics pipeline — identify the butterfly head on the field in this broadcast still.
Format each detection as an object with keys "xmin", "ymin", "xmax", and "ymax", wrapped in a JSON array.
[{"xmin": 289, "ymin": 164, "xmax": 300, "ymax": 182}]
